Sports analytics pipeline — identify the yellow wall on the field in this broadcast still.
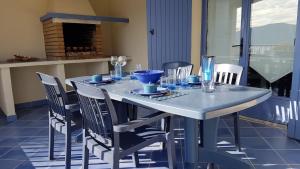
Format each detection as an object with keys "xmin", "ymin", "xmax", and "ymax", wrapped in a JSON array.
[
  {"xmin": 47, "ymin": 0, "xmax": 95, "ymax": 15},
  {"xmin": 109, "ymin": 0, "xmax": 148, "ymax": 70},
  {"xmin": 0, "ymin": 0, "xmax": 48, "ymax": 61},
  {"xmin": 89, "ymin": 0, "xmax": 113, "ymax": 56},
  {"xmin": 191, "ymin": 0, "xmax": 202, "ymax": 74}
]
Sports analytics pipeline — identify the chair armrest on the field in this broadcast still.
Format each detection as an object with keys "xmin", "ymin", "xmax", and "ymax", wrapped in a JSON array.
[
  {"xmin": 65, "ymin": 103, "xmax": 80, "ymax": 112},
  {"xmin": 113, "ymin": 112, "xmax": 172, "ymax": 132},
  {"xmin": 66, "ymin": 90, "xmax": 77, "ymax": 96}
]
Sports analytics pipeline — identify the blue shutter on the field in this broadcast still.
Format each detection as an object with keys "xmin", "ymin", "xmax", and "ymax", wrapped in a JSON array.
[{"xmin": 147, "ymin": 0, "xmax": 192, "ymax": 70}]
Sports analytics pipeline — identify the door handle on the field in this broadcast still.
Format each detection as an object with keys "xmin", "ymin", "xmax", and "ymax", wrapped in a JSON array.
[
  {"xmin": 232, "ymin": 38, "xmax": 244, "ymax": 57},
  {"xmin": 149, "ymin": 29, "xmax": 155, "ymax": 35}
]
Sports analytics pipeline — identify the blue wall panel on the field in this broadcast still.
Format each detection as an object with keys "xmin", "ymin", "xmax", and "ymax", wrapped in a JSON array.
[{"xmin": 147, "ymin": 0, "xmax": 192, "ymax": 70}]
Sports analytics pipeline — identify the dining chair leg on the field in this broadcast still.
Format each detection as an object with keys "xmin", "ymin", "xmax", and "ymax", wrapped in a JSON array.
[
  {"xmin": 167, "ymin": 116, "xmax": 176, "ymax": 169},
  {"xmin": 162, "ymin": 116, "xmax": 171, "ymax": 149},
  {"xmin": 48, "ymin": 122, "xmax": 54, "ymax": 160},
  {"xmin": 82, "ymin": 130, "xmax": 89, "ymax": 169},
  {"xmin": 65, "ymin": 124, "xmax": 71, "ymax": 169},
  {"xmin": 233, "ymin": 112, "xmax": 241, "ymax": 151},
  {"xmin": 132, "ymin": 152, "xmax": 140, "ymax": 168},
  {"xmin": 112, "ymin": 132, "xmax": 120, "ymax": 169},
  {"xmin": 207, "ymin": 163, "xmax": 215, "ymax": 169}
]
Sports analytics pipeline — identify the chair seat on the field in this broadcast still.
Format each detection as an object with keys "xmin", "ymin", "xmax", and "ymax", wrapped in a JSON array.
[
  {"xmin": 50, "ymin": 115, "xmax": 81, "ymax": 134},
  {"xmin": 86, "ymin": 126, "xmax": 167, "ymax": 159},
  {"xmin": 119, "ymin": 126, "xmax": 166, "ymax": 150}
]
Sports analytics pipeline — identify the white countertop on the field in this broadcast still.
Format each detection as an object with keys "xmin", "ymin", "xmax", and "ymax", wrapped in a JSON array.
[{"xmin": 0, "ymin": 58, "xmax": 110, "ymax": 68}]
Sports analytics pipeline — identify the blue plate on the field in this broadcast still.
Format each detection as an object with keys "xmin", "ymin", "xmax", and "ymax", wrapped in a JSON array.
[
  {"xmin": 188, "ymin": 82, "xmax": 201, "ymax": 85},
  {"xmin": 131, "ymin": 88, "xmax": 168, "ymax": 96},
  {"xmin": 86, "ymin": 79, "xmax": 113, "ymax": 84}
]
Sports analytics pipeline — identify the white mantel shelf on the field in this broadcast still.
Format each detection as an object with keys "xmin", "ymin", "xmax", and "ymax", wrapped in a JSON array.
[
  {"xmin": 0, "ymin": 58, "xmax": 111, "ymax": 68},
  {"xmin": 0, "ymin": 57, "xmax": 113, "ymax": 121}
]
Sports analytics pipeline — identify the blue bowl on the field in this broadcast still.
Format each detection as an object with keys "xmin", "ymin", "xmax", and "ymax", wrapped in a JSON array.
[{"xmin": 133, "ymin": 70, "xmax": 164, "ymax": 84}]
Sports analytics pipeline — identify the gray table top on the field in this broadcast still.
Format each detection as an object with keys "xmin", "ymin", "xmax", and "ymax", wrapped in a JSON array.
[{"xmin": 66, "ymin": 76, "xmax": 271, "ymax": 120}]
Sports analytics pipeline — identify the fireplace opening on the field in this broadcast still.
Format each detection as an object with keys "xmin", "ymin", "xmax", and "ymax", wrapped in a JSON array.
[{"xmin": 63, "ymin": 23, "xmax": 97, "ymax": 57}]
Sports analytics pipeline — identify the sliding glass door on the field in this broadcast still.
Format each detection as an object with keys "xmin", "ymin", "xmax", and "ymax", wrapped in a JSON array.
[
  {"xmin": 206, "ymin": 0, "xmax": 243, "ymax": 64},
  {"xmin": 249, "ymin": 0, "xmax": 297, "ymax": 98},
  {"xmin": 247, "ymin": 0, "xmax": 298, "ymax": 122},
  {"xmin": 202, "ymin": 0, "xmax": 300, "ymax": 140}
]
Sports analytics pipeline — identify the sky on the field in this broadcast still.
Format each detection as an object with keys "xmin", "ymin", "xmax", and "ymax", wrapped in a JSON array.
[
  {"xmin": 251, "ymin": 0, "xmax": 298, "ymax": 27},
  {"xmin": 236, "ymin": 0, "xmax": 298, "ymax": 31}
]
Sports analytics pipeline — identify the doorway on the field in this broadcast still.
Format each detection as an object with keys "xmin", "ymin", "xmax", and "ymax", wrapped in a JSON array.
[{"xmin": 202, "ymin": 0, "xmax": 300, "ymax": 139}]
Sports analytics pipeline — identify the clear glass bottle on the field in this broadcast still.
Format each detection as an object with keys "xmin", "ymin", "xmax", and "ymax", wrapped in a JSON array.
[{"xmin": 201, "ymin": 55, "xmax": 215, "ymax": 93}]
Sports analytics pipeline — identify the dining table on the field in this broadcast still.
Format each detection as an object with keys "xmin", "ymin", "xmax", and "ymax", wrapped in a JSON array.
[{"xmin": 65, "ymin": 76, "xmax": 272, "ymax": 169}]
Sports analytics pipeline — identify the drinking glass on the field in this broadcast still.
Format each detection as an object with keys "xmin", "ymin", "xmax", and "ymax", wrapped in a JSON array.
[
  {"xmin": 179, "ymin": 69, "xmax": 189, "ymax": 88},
  {"xmin": 201, "ymin": 55, "xmax": 215, "ymax": 93},
  {"xmin": 118, "ymin": 56, "xmax": 127, "ymax": 67},
  {"xmin": 110, "ymin": 70, "xmax": 115, "ymax": 79},
  {"xmin": 130, "ymin": 70, "xmax": 137, "ymax": 80},
  {"xmin": 110, "ymin": 56, "xmax": 118, "ymax": 66},
  {"xmin": 167, "ymin": 76, "xmax": 177, "ymax": 92},
  {"xmin": 167, "ymin": 69, "xmax": 177, "ymax": 79},
  {"xmin": 136, "ymin": 64, "xmax": 142, "ymax": 71},
  {"xmin": 160, "ymin": 76, "xmax": 168, "ymax": 88}
]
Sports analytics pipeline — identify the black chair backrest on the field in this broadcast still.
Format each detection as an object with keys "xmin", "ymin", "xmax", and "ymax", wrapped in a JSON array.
[
  {"xmin": 71, "ymin": 81, "xmax": 118, "ymax": 146},
  {"xmin": 162, "ymin": 61, "xmax": 193, "ymax": 76},
  {"xmin": 37, "ymin": 72, "xmax": 69, "ymax": 118}
]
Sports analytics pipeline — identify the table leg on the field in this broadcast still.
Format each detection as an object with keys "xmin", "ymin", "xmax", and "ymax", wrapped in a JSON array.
[
  {"xmin": 199, "ymin": 117, "xmax": 253, "ymax": 169},
  {"xmin": 184, "ymin": 117, "xmax": 199, "ymax": 168}
]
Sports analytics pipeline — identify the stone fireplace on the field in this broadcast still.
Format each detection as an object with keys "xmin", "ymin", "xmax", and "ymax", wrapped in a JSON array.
[{"xmin": 42, "ymin": 18, "xmax": 104, "ymax": 59}]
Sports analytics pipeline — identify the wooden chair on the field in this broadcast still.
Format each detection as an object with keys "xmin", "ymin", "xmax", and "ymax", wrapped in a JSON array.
[
  {"xmin": 162, "ymin": 61, "xmax": 193, "ymax": 76},
  {"xmin": 36, "ymin": 72, "xmax": 81, "ymax": 169},
  {"xmin": 199, "ymin": 64, "xmax": 243, "ymax": 151},
  {"xmin": 71, "ymin": 81, "xmax": 177, "ymax": 169},
  {"xmin": 177, "ymin": 65, "xmax": 193, "ymax": 79}
]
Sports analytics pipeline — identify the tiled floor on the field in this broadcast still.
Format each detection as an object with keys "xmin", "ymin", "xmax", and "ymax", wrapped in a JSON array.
[{"xmin": 0, "ymin": 106, "xmax": 300, "ymax": 169}]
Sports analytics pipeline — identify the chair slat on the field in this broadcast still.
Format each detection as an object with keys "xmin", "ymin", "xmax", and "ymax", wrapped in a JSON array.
[
  {"xmin": 213, "ymin": 64, "xmax": 243, "ymax": 85},
  {"xmin": 224, "ymin": 72, "xmax": 229, "ymax": 84},
  {"xmin": 229, "ymin": 73, "xmax": 234, "ymax": 84}
]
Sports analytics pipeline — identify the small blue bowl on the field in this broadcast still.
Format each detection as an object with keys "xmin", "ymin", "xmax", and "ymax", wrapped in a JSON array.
[
  {"xmin": 133, "ymin": 70, "xmax": 164, "ymax": 84},
  {"xmin": 91, "ymin": 74, "xmax": 103, "ymax": 83}
]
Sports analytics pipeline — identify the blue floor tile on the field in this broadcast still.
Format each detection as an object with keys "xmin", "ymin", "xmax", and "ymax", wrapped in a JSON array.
[
  {"xmin": 277, "ymin": 150, "xmax": 300, "ymax": 164},
  {"xmin": 0, "ymin": 147, "xmax": 13, "ymax": 157},
  {"xmin": 230, "ymin": 127, "xmax": 259, "ymax": 137},
  {"xmin": 0, "ymin": 127, "xmax": 46, "ymax": 138},
  {"xmin": 244, "ymin": 149, "xmax": 285, "ymax": 165},
  {"xmin": 217, "ymin": 128, "xmax": 233, "ymax": 137},
  {"xmin": 288, "ymin": 165, "xmax": 300, "ymax": 169},
  {"xmin": 0, "ymin": 137, "xmax": 29, "ymax": 147},
  {"xmin": 0, "ymin": 146, "xmax": 38, "ymax": 160},
  {"xmin": 0, "ymin": 159, "xmax": 25, "ymax": 169},
  {"xmin": 255, "ymin": 128, "xmax": 287, "ymax": 138},
  {"xmin": 224, "ymin": 118, "xmax": 253, "ymax": 128},
  {"xmin": 254, "ymin": 164, "xmax": 291, "ymax": 169},
  {"xmin": 265, "ymin": 138, "xmax": 300, "ymax": 150},
  {"xmin": 15, "ymin": 161, "xmax": 37, "ymax": 169},
  {"xmin": 240, "ymin": 137, "xmax": 271, "ymax": 149}
]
